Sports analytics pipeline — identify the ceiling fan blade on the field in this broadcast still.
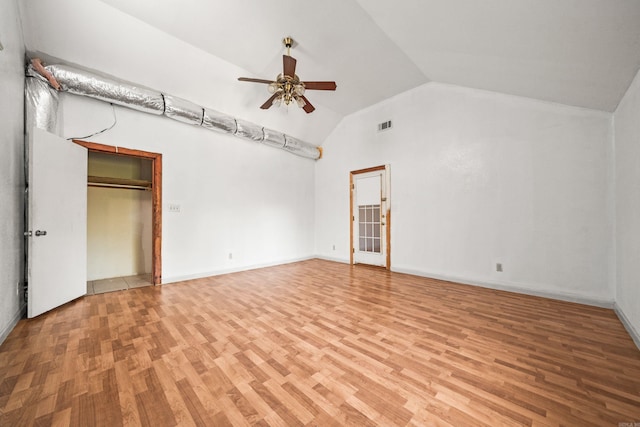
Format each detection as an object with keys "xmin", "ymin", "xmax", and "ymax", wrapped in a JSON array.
[
  {"xmin": 303, "ymin": 81, "xmax": 337, "ymax": 91},
  {"xmin": 238, "ymin": 77, "xmax": 274, "ymax": 84},
  {"xmin": 300, "ymin": 96, "xmax": 315, "ymax": 113},
  {"xmin": 260, "ymin": 93, "xmax": 280, "ymax": 110},
  {"xmin": 283, "ymin": 55, "xmax": 297, "ymax": 78}
]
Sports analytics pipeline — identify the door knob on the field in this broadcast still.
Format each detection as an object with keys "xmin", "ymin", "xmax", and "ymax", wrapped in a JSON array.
[{"xmin": 34, "ymin": 230, "xmax": 47, "ymax": 236}]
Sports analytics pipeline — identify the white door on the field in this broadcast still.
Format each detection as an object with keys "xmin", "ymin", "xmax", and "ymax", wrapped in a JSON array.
[
  {"xmin": 352, "ymin": 168, "xmax": 389, "ymax": 267},
  {"xmin": 27, "ymin": 128, "xmax": 87, "ymax": 318}
]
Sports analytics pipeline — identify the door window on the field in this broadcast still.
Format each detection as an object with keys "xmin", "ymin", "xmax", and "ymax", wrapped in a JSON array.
[{"xmin": 358, "ymin": 204, "xmax": 381, "ymax": 253}]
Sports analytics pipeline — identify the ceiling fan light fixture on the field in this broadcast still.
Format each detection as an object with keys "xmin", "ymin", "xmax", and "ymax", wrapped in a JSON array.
[
  {"xmin": 237, "ymin": 36, "xmax": 335, "ymax": 114},
  {"xmin": 283, "ymin": 92, "xmax": 294, "ymax": 105},
  {"xmin": 268, "ymin": 82, "xmax": 280, "ymax": 94}
]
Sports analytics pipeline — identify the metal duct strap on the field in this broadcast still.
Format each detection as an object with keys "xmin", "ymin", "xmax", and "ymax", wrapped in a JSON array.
[
  {"xmin": 235, "ymin": 119, "xmax": 264, "ymax": 142},
  {"xmin": 202, "ymin": 108, "xmax": 237, "ymax": 134},
  {"xmin": 46, "ymin": 64, "xmax": 165, "ymax": 115},
  {"xmin": 262, "ymin": 128, "xmax": 286, "ymax": 149},
  {"xmin": 164, "ymin": 95, "xmax": 204, "ymax": 125}
]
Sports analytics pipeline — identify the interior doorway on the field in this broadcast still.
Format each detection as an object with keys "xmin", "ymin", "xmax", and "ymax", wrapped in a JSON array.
[
  {"xmin": 73, "ymin": 140, "xmax": 162, "ymax": 287},
  {"xmin": 350, "ymin": 165, "xmax": 390, "ymax": 269}
]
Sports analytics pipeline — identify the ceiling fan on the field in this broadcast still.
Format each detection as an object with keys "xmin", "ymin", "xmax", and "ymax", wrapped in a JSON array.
[{"xmin": 238, "ymin": 37, "xmax": 337, "ymax": 113}]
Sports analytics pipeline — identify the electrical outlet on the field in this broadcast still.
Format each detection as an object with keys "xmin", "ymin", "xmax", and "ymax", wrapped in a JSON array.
[
  {"xmin": 496, "ymin": 263, "xmax": 503, "ymax": 272},
  {"xmin": 332, "ymin": 244, "xmax": 336, "ymax": 250},
  {"xmin": 228, "ymin": 252, "xmax": 233, "ymax": 260},
  {"xmin": 168, "ymin": 203, "xmax": 181, "ymax": 213}
]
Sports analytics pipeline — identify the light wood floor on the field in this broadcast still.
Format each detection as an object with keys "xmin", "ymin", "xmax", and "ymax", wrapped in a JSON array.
[{"xmin": 1, "ymin": 259, "xmax": 639, "ymax": 426}]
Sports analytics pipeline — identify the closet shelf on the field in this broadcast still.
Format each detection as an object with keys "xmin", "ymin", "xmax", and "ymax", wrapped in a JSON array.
[{"xmin": 88, "ymin": 175, "xmax": 152, "ymax": 190}]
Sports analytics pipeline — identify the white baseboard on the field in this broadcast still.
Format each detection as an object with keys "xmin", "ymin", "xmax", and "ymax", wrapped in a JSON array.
[
  {"xmin": 0, "ymin": 303, "xmax": 25, "ymax": 346},
  {"xmin": 391, "ymin": 266, "xmax": 614, "ymax": 309},
  {"xmin": 614, "ymin": 303, "xmax": 640, "ymax": 351},
  {"xmin": 314, "ymin": 255, "xmax": 350, "ymax": 264},
  {"xmin": 162, "ymin": 256, "xmax": 315, "ymax": 284}
]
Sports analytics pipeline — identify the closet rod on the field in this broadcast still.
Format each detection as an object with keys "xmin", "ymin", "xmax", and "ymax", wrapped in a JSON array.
[
  {"xmin": 88, "ymin": 182, "xmax": 151, "ymax": 191},
  {"xmin": 87, "ymin": 175, "xmax": 152, "ymax": 191}
]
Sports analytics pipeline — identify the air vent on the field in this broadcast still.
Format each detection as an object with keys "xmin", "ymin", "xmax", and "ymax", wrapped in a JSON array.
[{"xmin": 377, "ymin": 120, "xmax": 392, "ymax": 132}]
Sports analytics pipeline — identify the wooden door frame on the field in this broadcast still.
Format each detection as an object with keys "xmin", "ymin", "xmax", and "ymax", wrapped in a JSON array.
[
  {"xmin": 73, "ymin": 140, "xmax": 162, "ymax": 285},
  {"xmin": 350, "ymin": 165, "xmax": 391, "ymax": 270}
]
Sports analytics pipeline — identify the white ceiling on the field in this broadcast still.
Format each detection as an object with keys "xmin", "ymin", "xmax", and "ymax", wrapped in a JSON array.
[{"xmin": 18, "ymin": 0, "xmax": 640, "ymax": 144}]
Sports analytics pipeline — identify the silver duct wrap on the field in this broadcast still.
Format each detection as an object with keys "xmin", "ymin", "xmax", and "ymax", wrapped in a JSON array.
[
  {"xmin": 163, "ymin": 95, "xmax": 203, "ymax": 125},
  {"xmin": 234, "ymin": 119, "xmax": 264, "ymax": 143},
  {"xmin": 30, "ymin": 62, "xmax": 321, "ymax": 160},
  {"xmin": 284, "ymin": 135, "xmax": 320, "ymax": 159},
  {"xmin": 47, "ymin": 64, "xmax": 165, "ymax": 115},
  {"xmin": 25, "ymin": 76, "xmax": 60, "ymax": 134},
  {"xmin": 262, "ymin": 128, "xmax": 286, "ymax": 149},
  {"xmin": 203, "ymin": 108, "xmax": 237, "ymax": 134}
]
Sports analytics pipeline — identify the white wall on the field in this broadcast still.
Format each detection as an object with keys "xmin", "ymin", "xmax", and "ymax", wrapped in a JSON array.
[
  {"xmin": 0, "ymin": 0, "xmax": 25, "ymax": 343},
  {"xmin": 316, "ymin": 83, "xmax": 614, "ymax": 305},
  {"xmin": 63, "ymin": 94, "xmax": 315, "ymax": 283},
  {"xmin": 614, "ymin": 68, "xmax": 640, "ymax": 342},
  {"xmin": 87, "ymin": 187, "xmax": 152, "ymax": 280}
]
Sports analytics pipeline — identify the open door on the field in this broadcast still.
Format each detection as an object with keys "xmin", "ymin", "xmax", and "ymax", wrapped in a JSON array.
[
  {"xmin": 350, "ymin": 165, "xmax": 390, "ymax": 269},
  {"xmin": 27, "ymin": 128, "xmax": 87, "ymax": 318}
]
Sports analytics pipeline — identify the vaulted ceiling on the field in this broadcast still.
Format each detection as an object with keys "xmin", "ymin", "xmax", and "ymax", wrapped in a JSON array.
[{"xmin": 18, "ymin": 0, "xmax": 640, "ymax": 145}]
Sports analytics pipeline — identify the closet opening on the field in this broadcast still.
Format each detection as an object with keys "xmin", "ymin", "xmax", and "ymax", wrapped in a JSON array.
[{"xmin": 73, "ymin": 140, "xmax": 162, "ymax": 293}]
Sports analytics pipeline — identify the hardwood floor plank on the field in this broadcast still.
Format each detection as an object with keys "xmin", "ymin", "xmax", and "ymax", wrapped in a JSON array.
[
  {"xmin": 225, "ymin": 386, "xmax": 261, "ymax": 425},
  {"xmin": 152, "ymin": 361, "xmax": 197, "ymax": 427},
  {"xmin": 1, "ymin": 259, "xmax": 639, "ymax": 425},
  {"xmin": 175, "ymin": 378, "xmax": 214, "ymax": 427},
  {"xmin": 262, "ymin": 378, "xmax": 315, "ymax": 424},
  {"xmin": 49, "ymin": 407, "xmax": 71, "ymax": 427},
  {"xmin": 134, "ymin": 368, "xmax": 178, "ymax": 427},
  {"xmin": 114, "ymin": 360, "xmax": 141, "ymax": 426}
]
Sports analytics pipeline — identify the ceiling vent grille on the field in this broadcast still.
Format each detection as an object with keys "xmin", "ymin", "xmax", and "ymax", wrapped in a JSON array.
[{"xmin": 377, "ymin": 120, "xmax": 392, "ymax": 132}]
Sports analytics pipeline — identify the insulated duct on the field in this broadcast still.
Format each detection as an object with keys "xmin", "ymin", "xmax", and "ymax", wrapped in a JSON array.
[
  {"xmin": 25, "ymin": 77, "xmax": 59, "ymax": 134},
  {"xmin": 26, "ymin": 61, "xmax": 322, "ymax": 160}
]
